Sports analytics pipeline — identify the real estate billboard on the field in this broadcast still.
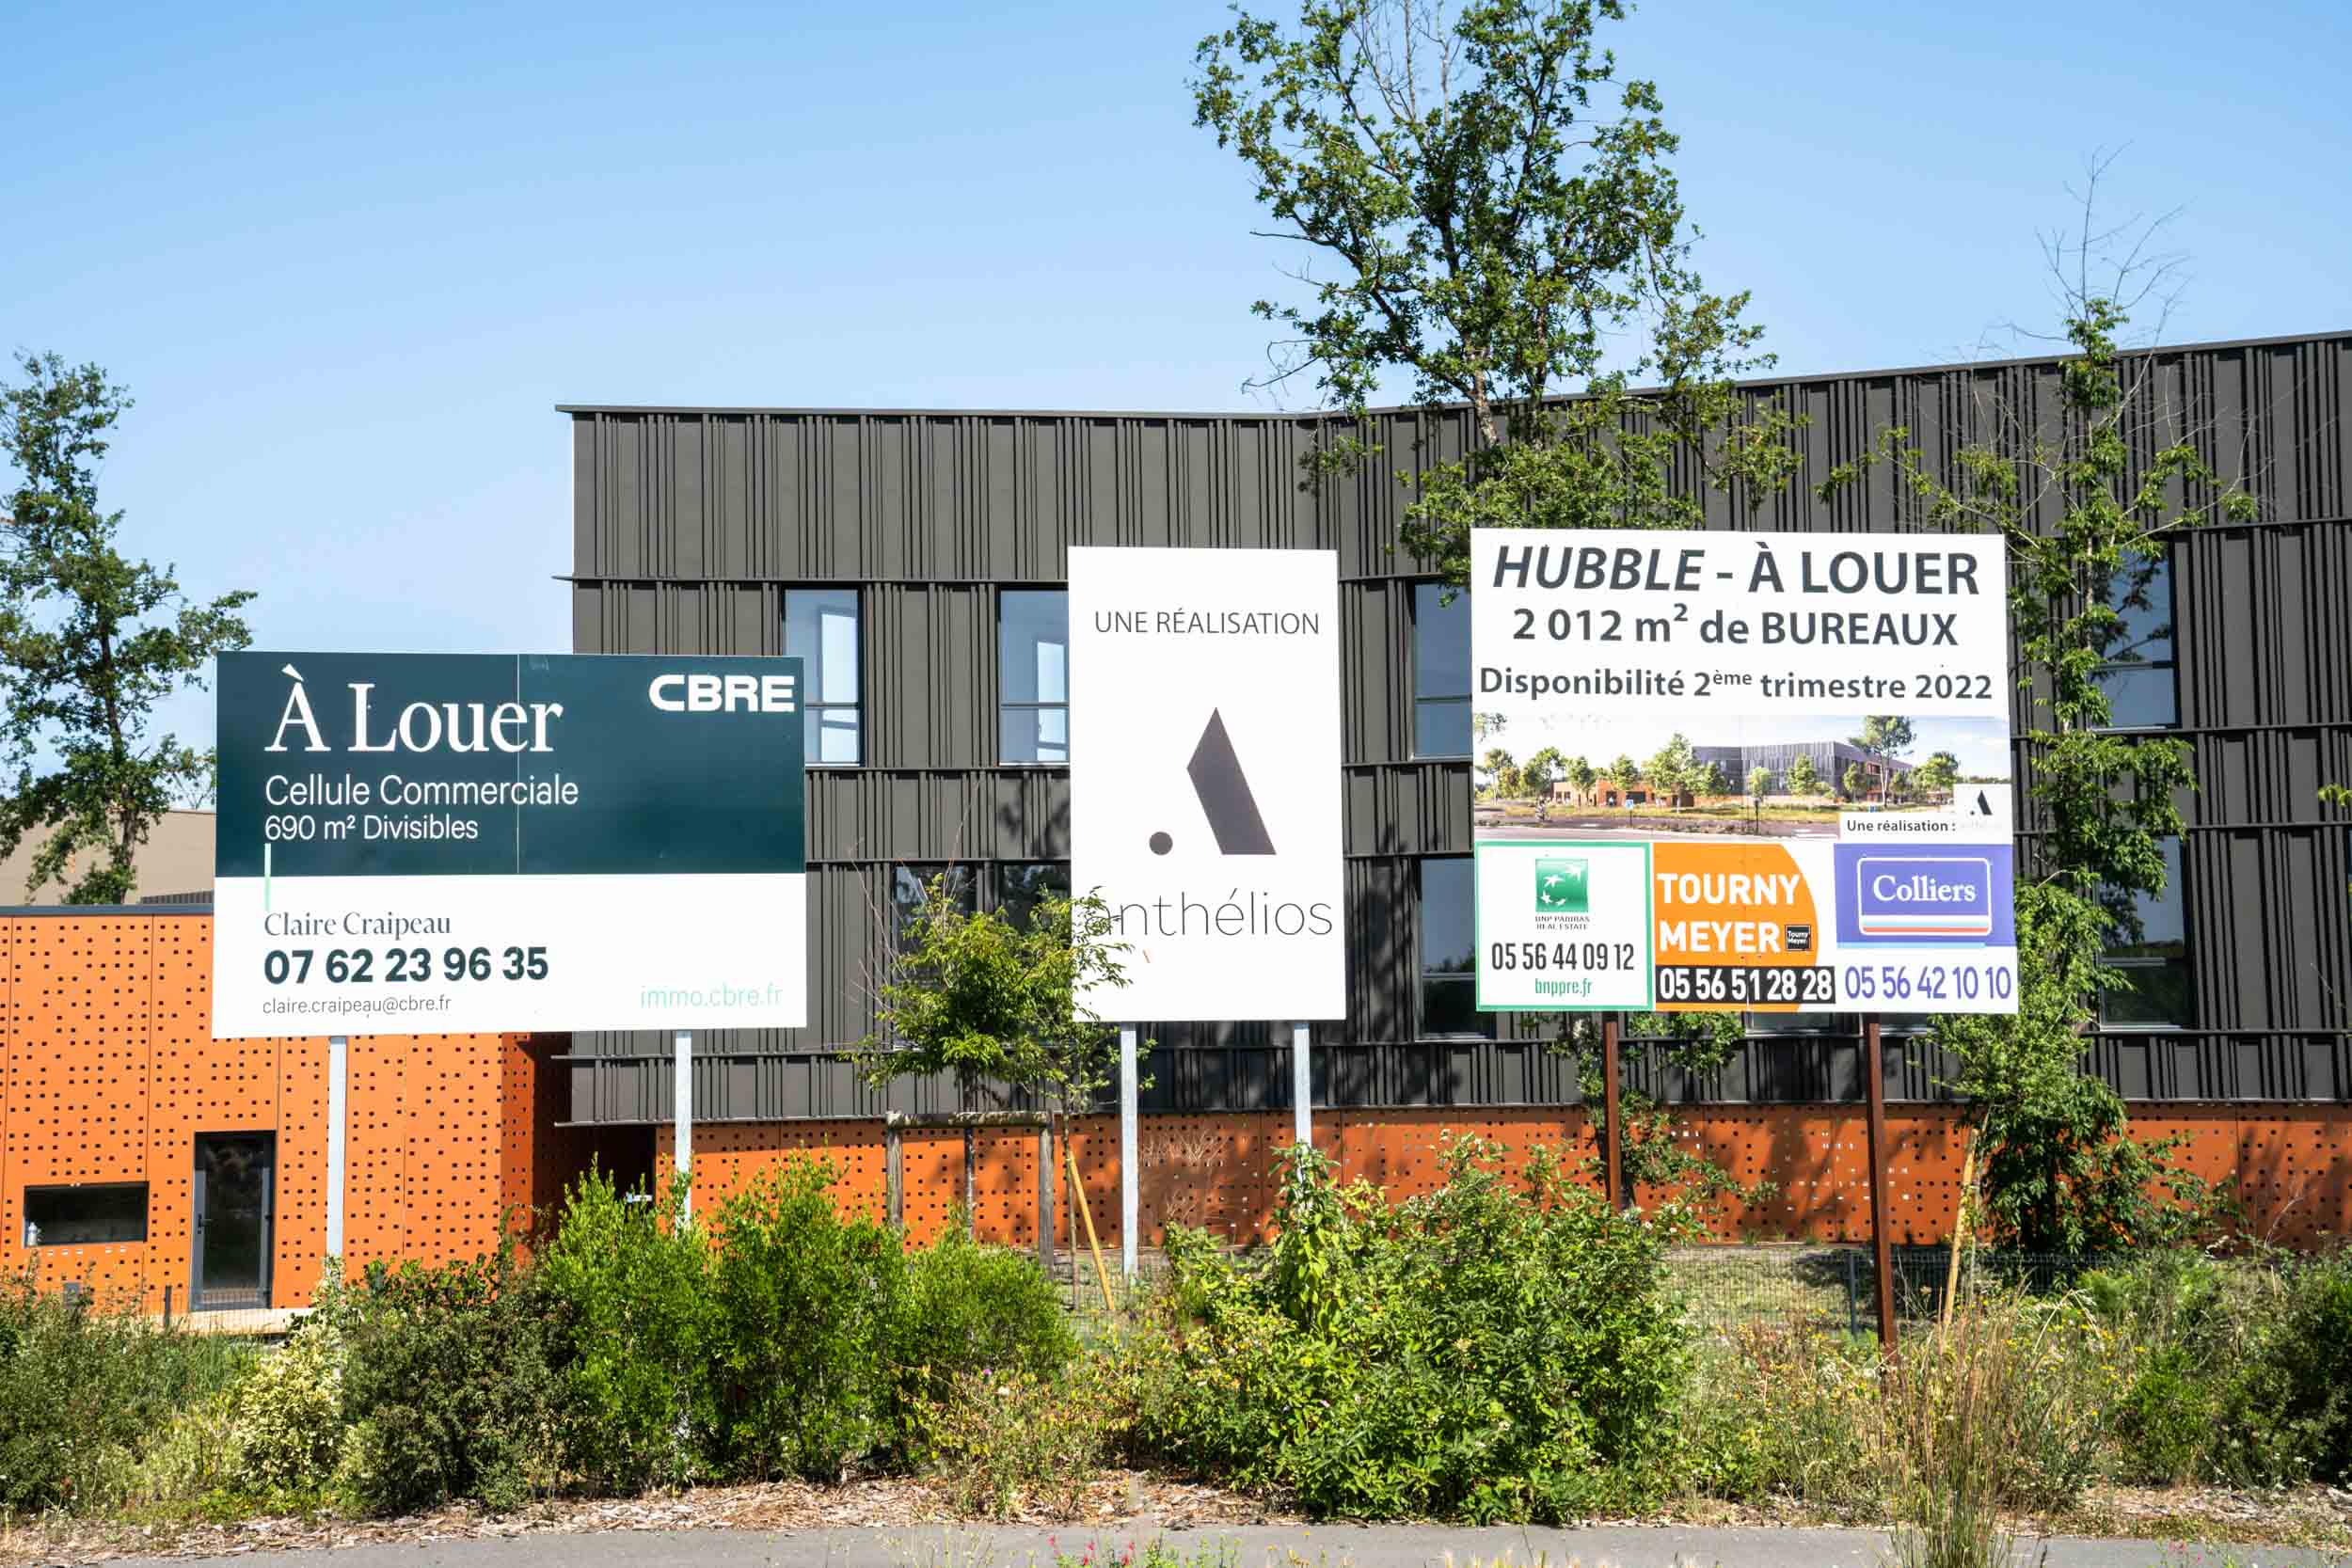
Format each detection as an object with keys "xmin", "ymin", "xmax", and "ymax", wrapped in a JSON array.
[
  {"xmin": 1067, "ymin": 547, "xmax": 1345, "ymax": 1022},
  {"xmin": 1468, "ymin": 530, "xmax": 2018, "ymax": 1015},
  {"xmin": 212, "ymin": 652, "xmax": 808, "ymax": 1037}
]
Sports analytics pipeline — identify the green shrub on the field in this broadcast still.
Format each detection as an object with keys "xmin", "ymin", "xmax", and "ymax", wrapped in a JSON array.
[
  {"xmin": 2079, "ymin": 1247, "xmax": 2352, "ymax": 1487},
  {"xmin": 334, "ymin": 1247, "xmax": 564, "ymax": 1515},
  {"xmin": 897, "ymin": 1222, "xmax": 1076, "ymax": 1432},
  {"xmin": 534, "ymin": 1168, "xmax": 710, "ymax": 1492},
  {"xmin": 1132, "ymin": 1136, "xmax": 1691, "ymax": 1522},
  {"xmin": 225, "ymin": 1270, "xmax": 355, "ymax": 1495},
  {"xmin": 0, "ymin": 1272, "xmax": 256, "ymax": 1514},
  {"xmin": 917, "ymin": 1363, "xmax": 1113, "ymax": 1517},
  {"xmin": 705, "ymin": 1158, "xmax": 905, "ymax": 1481},
  {"xmin": 127, "ymin": 1386, "xmax": 244, "ymax": 1510}
]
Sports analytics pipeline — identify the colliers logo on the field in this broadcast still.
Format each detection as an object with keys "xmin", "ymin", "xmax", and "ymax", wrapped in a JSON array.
[
  {"xmin": 1853, "ymin": 855, "xmax": 1994, "ymax": 938},
  {"xmin": 266, "ymin": 665, "xmax": 565, "ymax": 755}
]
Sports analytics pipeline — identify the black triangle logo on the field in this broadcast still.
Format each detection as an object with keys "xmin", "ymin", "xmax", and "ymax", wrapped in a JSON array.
[{"xmin": 1185, "ymin": 709, "xmax": 1277, "ymax": 855}]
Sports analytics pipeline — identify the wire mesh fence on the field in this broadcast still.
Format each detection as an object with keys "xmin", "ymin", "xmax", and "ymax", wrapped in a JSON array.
[
  {"xmin": 8, "ymin": 1277, "xmax": 295, "ymax": 1338},
  {"xmin": 1665, "ymin": 1244, "xmax": 2206, "ymax": 1338}
]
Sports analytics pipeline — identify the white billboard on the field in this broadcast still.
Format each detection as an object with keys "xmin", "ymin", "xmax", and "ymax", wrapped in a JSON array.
[
  {"xmin": 1469, "ymin": 529, "xmax": 2018, "ymax": 1016},
  {"xmin": 1068, "ymin": 547, "xmax": 1345, "ymax": 1022},
  {"xmin": 213, "ymin": 652, "xmax": 808, "ymax": 1037}
]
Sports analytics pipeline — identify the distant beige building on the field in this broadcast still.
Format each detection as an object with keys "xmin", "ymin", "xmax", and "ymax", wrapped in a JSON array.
[{"xmin": 0, "ymin": 809, "xmax": 214, "ymax": 906}]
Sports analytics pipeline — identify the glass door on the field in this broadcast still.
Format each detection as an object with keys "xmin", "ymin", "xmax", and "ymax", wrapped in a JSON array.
[{"xmin": 191, "ymin": 1132, "xmax": 274, "ymax": 1311}]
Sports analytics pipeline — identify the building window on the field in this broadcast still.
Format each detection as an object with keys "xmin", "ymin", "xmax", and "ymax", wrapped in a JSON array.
[
  {"xmin": 24, "ymin": 1183, "xmax": 148, "ymax": 1247},
  {"xmin": 1412, "ymin": 583, "xmax": 1472, "ymax": 758},
  {"xmin": 1419, "ymin": 856, "xmax": 1493, "ymax": 1037},
  {"xmin": 891, "ymin": 863, "xmax": 977, "ymax": 948},
  {"xmin": 2092, "ymin": 549, "xmax": 2178, "ymax": 729},
  {"xmin": 999, "ymin": 590, "xmax": 1070, "ymax": 765},
  {"xmin": 993, "ymin": 862, "xmax": 1070, "ymax": 929},
  {"xmin": 784, "ymin": 588, "xmax": 862, "ymax": 764},
  {"xmin": 2101, "ymin": 837, "xmax": 2193, "ymax": 1028}
]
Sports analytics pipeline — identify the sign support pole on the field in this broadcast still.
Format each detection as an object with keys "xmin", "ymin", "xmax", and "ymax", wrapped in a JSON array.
[
  {"xmin": 326, "ymin": 1036, "xmax": 347, "ymax": 1259},
  {"xmin": 675, "ymin": 1029, "xmax": 693, "ymax": 1223},
  {"xmin": 1291, "ymin": 1022, "xmax": 1311, "ymax": 1146},
  {"xmin": 1864, "ymin": 1018, "xmax": 1897, "ymax": 1354},
  {"xmin": 1602, "ymin": 1016, "xmax": 1623, "ymax": 1212},
  {"xmin": 1119, "ymin": 1023, "xmax": 1138, "ymax": 1279}
]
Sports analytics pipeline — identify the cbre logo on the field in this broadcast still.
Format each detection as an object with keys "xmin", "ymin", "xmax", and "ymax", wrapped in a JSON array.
[{"xmin": 1149, "ymin": 709, "xmax": 1275, "ymax": 857}]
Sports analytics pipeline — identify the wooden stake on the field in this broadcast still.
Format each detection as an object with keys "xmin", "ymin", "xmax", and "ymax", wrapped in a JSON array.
[
  {"xmin": 1067, "ymin": 1141, "xmax": 1120, "ymax": 1327},
  {"xmin": 1942, "ymin": 1130, "xmax": 1977, "ymax": 1333}
]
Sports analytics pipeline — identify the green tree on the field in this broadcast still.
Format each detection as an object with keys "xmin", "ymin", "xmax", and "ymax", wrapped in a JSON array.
[
  {"xmin": 1562, "ymin": 754, "xmax": 1596, "ymax": 803},
  {"xmin": 1522, "ymin": 745, "xmax": 1565, "ymax": 799},
  {"xmin": 856, "ymin": 875, "xmax": 1140, "ymax": 1291},
  {"xmin": 1698, "ymin": 760, "xmax": 1732, "ymax": 799},
  {"xmin": 1745, "ymin": 764, "xmax": 1772, "ymax": 801},
  {"xmin": 1913, "ymin": 750, "xmax": 1961, "ymax": 798},
  {"xmin": 1850, "ymin": 714, "xmax": 1915, "ymax": 760},
  {"xmin": 1480, "ymin": 746, "xmax": 1521, "ymax": 799},
  {"xmin": 1191, "ymin": 0, "xmax": 1796, "ymax": 581},
  {"xmin": 1645, "ymin": 733, "xmax": 1699, "ymax": 806},
  {"xmin": 1840, "ymin": 762, "xmax": 1867, "ymax": 801},
  {"xmin": 1604, "ymin": 754, "xmax": 1640, "ymax": 799},
  {"xmin": 0, "ymin": 354, "xmax": 253, "ymax": 902},
  {"xmin": 1785, "ymin": 752, "xmax": 1822, "ymax": 798},
  {"xmin": 1821, "ymin": 179, "xmax": 2249, "ymax": 1250}
]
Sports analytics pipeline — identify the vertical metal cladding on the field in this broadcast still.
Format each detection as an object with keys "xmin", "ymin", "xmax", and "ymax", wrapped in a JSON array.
[{"xmin": 559, "ymin": 331, "xmax": 2352, "ymax": 1122}]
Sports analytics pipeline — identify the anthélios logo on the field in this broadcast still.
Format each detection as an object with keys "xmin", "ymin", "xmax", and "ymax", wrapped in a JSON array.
[{"xmin": 1150, "ymin": 709, "xmax": 1275, "ymax": 857}]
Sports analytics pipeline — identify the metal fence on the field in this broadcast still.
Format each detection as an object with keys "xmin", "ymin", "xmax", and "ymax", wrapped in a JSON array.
[
  {"xmin": 1666, "ymin": 1245, "xmax": 2152, "ymax": 1337},
  {"xmin": 9, "ymin": 1278, "xmax": 295, "ymax": 1339}
]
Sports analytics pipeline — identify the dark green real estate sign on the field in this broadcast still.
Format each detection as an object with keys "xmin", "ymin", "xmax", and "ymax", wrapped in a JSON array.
[{"xmin": 211, "ymin": 652, "xmax": 808, "ymax": 1039}]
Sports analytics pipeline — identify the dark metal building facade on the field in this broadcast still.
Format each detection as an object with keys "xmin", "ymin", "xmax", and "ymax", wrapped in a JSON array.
[{"xmin": 560, "ymin": 330, "xmax": 2352, "ymax": 1125}]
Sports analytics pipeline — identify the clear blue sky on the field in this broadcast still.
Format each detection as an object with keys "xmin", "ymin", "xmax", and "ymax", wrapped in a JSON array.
[{"xmin": 7, "ymin": 0, "xmax": 2348, "ymax": 756}]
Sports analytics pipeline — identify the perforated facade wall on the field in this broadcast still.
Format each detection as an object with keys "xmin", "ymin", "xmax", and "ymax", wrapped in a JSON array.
[
  {"xmin": 658, "ymin": 1104, "xmax": 2352, "ymax": 1250},
  {"xmin": 0, "ymin": 911, "xmax": 566, "ymax": 1310}
]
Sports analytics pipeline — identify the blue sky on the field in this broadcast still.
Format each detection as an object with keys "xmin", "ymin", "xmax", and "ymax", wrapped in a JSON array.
[{"xmin": 7, "ymin": 0, "xmax": 2348, "ymax": 757}]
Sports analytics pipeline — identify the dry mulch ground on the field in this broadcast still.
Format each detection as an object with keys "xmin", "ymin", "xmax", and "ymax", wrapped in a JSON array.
[
  {"xmin": 8, "ymin": 1478, "xmax": 2348, "ymax": 1566},
  {"xmin": 0, "ymin": 1471, "xmax": 1298, "ymax": 1567}
]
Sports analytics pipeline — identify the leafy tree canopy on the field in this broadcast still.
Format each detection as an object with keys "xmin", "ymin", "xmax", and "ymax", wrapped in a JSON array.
[{"xmin": 0, "ymin": 354, "xmax": 253, "ymax": 903}]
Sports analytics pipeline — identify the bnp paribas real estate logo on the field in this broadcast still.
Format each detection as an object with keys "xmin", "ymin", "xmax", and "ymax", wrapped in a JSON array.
[{"xmin": 1534, "ymin": 857, "xmax": 1589, "ymax": 915}]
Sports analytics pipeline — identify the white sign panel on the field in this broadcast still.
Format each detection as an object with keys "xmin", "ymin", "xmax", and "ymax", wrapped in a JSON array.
[
  {"xmin": 1470, "ymin": 529, "xmax": 2018, "ymax": 1015},
  {"xmin": 213, "ymin": 652, "xmax": 808, "ymax": 1037},
  {"xmin": 1068, "ymin": 547, "xmax": 1345, "ymax": 1021}
]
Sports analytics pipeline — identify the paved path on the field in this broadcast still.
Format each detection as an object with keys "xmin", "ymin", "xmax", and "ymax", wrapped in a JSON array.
[{"xmin": 107, "ymin": 1523, "xmax": 2342, "ymax": 1568}]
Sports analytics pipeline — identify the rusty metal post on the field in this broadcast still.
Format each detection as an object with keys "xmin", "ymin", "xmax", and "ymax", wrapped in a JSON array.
[
  {"xmin": 1865, "ymin": 1018, "xmax": 1898, "ymax": 1354},
  {"xmin": 1602, "ymin": 1016, "xmax": 1624, "ymax": 1212}
]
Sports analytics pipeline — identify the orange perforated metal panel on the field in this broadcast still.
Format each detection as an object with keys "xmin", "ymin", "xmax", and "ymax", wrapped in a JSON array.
[
  {"xmin": 652, "ymin": 1120, "xmax": 894, "ymax": 1229},
  {"xmin": 6, "ymin": 917, "xmax": 154, "ymax": 1298}
]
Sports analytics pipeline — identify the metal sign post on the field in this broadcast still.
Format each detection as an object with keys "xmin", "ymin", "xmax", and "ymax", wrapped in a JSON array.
[
  {"xmin": 1864, "ymin": 1018, "xmax": 1898, "ymax": 1354},
  {"xmin": 675, "ymin": 1029, "xmax": 693, "ymax": 1222},
  {"xmin": 1119, "ymin": 1023, "xmax": 1139, "ymax": 1277},
  {"xmin": 1292, "ymin": 1022, "xmax": 1311, "ymax": 1145},
  {"xmin": 326, "ymin": 1035, "xmax": 347, "ymax": 1258},
  {"xmin": 1601, "ymin": 1016, "xmax": 1623, "ymax": 1211}
]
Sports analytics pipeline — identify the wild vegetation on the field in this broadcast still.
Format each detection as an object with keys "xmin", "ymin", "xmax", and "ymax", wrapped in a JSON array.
[{"xmin": 11, "ymin": 1159, "xmax": 2352, "ymax": 1545}]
